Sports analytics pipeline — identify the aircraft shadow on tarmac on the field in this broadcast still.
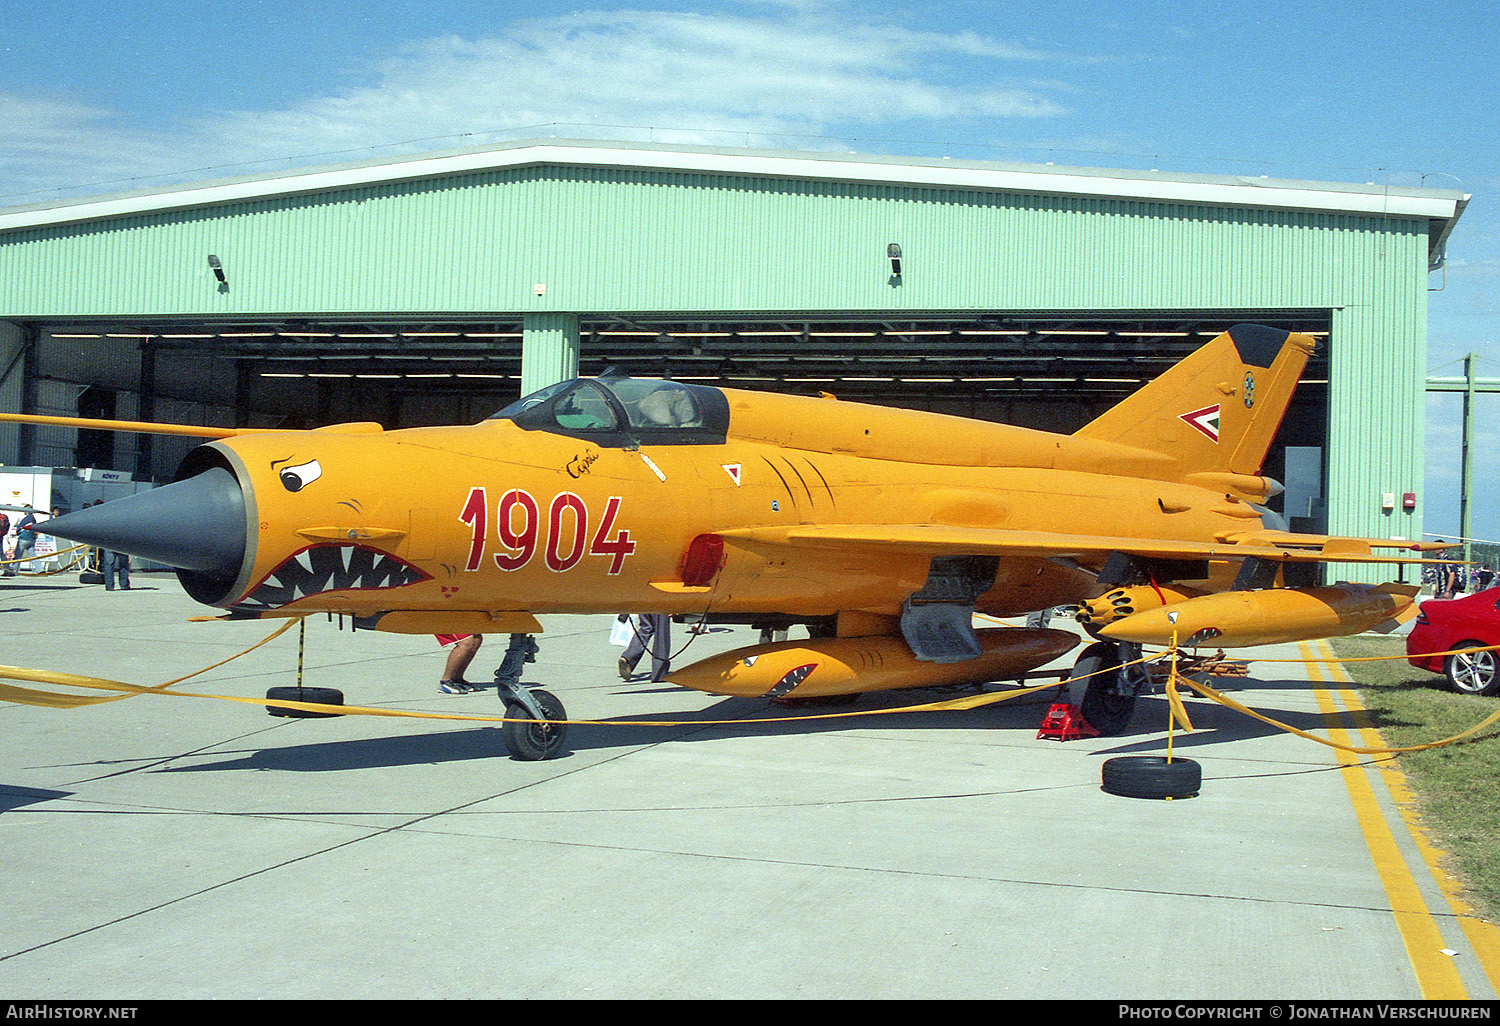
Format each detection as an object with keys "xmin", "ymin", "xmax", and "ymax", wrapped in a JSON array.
[
  {"xmin": 0, "ymin": 786, "xmax": 74, "ymax": 812},
  {"xmin": 143, "ymin": 677, "xmax": 1387, "ymax": 774},
  {"xmin": 1099, "ymin": 691, "xmax": 1373, "ymax": 748},
  {"xmin": 158, "ymin": 727, "xmax": 543, "ymax": 773},
  {"xmin": 152, "ymin": 688, "xmax": 1056, "ymax": 773}
]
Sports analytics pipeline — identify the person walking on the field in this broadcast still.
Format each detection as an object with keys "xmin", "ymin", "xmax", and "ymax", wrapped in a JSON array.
[{"xmin": 618, "ymin": 613, "xmax": 671, "ymax": 682}]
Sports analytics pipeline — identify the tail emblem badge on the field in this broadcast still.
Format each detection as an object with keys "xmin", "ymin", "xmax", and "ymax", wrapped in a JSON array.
[{"xmin": 1178, "ymin": 404, "xmax": 1221, "ymax": 443}]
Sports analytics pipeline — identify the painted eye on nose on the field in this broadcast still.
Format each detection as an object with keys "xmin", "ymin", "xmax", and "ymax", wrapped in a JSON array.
[{"xmin": 279, "ymin": 459, "xmax": 322, "ymax": 492}]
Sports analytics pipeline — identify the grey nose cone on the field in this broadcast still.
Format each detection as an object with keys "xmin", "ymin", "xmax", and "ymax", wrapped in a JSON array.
[{"xmin": 43, "ymin": 467, "xmax": 246, "ymax": 579}]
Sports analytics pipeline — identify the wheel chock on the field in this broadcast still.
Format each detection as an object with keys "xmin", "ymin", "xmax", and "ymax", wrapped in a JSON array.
[{"xmin": 1036, "ymin": 702, "xmax": 1100, "ymax": 741}]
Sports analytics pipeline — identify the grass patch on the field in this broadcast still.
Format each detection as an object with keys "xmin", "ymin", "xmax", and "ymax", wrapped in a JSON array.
[{"xmin": 1329, "ymin": 635, "xmax": 1500, "ymax": 920}]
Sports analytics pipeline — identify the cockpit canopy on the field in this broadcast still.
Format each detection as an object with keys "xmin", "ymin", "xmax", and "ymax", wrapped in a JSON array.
[{"xmin": 491, "ymin": 374, "xmax": 729, "ymax": 446}]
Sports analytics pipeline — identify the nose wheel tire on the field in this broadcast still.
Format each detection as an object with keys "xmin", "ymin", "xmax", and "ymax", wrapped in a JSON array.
[
  {"xmin": 1444, "ymin": 642, "xmax": 1500, "ymax": 696},
  {"xmin": 501, "ymin": 689, "xmax": 569, "ymax": 760}
]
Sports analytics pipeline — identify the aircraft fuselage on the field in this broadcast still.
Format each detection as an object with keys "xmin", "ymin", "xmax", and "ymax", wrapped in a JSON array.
[{"xmin": 180, "ymin": 406, "xmax": 1253, "ymax": 629}]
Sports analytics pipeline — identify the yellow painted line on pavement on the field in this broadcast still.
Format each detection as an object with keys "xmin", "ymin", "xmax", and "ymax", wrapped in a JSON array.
[
  {"xmin": 1301, "ymin": 640, "xmax": 1482, "ymax": 998},
  {"xmin": 1307, "ymin": 639, "xmax": 1500, "ymax": 995}
]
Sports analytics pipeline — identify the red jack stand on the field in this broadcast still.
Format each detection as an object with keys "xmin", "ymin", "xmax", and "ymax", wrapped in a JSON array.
[{"xmin": 1037, "ymin": 702, "xmax": 1100, "ymax": 741}]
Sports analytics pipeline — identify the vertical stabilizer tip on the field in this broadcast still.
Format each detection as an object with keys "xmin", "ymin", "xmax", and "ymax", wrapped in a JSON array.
[{"xmin": 1227, "ymin": 324, "xmax": 1292, "ymax": 368}]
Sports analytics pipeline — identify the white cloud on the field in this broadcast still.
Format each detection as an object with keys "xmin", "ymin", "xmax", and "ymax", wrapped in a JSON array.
[
  {"xmin": 0, "ymin": 93, "xmax": 169, "ymax": 202},
  {"xmin": 204, "ymin": 12, "xmax": 1068, "ymax": 156},
  {"xmin": 0, "ymin": 9, "xmax": 1074, "ymax": 203}
]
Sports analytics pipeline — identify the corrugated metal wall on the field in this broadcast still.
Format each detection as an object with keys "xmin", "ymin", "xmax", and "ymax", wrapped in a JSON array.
[
  {"xmin": 0, "ymin": 162, "xmax": 1434, "ymax": 547},
  {"xmin": 0, "ymin": 321, "xmax": 23, "ymax": 464},
  {"xmin": 0, "ymin": 166, "xmax": 1428, "ymax": 318}
]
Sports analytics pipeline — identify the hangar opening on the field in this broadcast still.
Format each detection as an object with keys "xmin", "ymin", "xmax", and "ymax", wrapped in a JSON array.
[{"xmin": 16, "ymin": 308, "xmax": 1331, "ymax": 529}]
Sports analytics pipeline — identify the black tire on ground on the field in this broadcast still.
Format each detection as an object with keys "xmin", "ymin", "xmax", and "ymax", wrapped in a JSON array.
[
  {"xmin": 1101, "ymin": 755, "xmax": 1201, "ymax": 799},
  {"xmin": 1072, "ymin": 642, "xmax": 1135, "ymax": 735},
  {"xmin": 1444, "ymin": 641, "xmax": 1500, "ymax": 696},
  {"xmin": 501, "ymin": 689, "xmax": 569, "ymax": 760},
  {"xmin": 265, "ymin": 686, "xmax": 345, "ymax": 718}
]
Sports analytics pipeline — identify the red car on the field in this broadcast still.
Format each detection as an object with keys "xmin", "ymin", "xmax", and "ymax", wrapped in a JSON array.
[{"xmin": 1406, "ymin": 588, "xmax": 1500, "ymax": 695}]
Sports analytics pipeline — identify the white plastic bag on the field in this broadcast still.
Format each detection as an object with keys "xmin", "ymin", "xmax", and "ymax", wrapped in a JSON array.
[{"xmin": 609, "ymin": 614, "xmax": 632, "ymax": 647}]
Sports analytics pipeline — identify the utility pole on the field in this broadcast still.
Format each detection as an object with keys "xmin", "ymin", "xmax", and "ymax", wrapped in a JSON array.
[
  {"xmin": 1427, "ymin": 354, "xmax": 1500, "ymax": 565},
  {"xmin": 1462, "ymin": 353, "xmax": 1475, "ymax": 565}
]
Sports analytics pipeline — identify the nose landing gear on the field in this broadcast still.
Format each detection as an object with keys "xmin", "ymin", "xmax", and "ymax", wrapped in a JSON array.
[
  {"xmin": 495, "ymin": 680, "xmax": 569, "ymax": 761},
  {"xmin": 490, "ymin": 633, "xmax": 569, "ymax": 760}
]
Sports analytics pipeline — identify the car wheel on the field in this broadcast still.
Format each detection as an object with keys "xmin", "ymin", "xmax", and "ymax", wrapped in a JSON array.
[{"xmin": 1444, "ymin": 642, "xmax": 1500, "ymax": 696}]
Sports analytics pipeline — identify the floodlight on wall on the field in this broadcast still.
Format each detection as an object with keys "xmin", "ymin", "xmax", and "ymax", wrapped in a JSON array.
[
  {"xmin": 207, "ymin": 254, "xmax": 227, "ymax": 285},
  {"xmin": 887, "ymin": 243, "xmax": 902, "ymax": 278}
]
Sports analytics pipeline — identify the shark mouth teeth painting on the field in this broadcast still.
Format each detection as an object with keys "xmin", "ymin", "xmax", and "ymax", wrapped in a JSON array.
[{"xmin": 236, "ymin": 544, "xmax": 431, "ymax": 610}]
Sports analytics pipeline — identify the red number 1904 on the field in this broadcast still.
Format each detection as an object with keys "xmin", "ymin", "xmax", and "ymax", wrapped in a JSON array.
[{"xmin": 459, "ymin": 487, "xmax": 636, "ymax": 574}]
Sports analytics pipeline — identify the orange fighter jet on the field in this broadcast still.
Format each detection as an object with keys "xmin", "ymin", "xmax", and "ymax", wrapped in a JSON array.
[{"xmin": 2, "ymin": 324, "xmax": 1439, "ymax": 754}]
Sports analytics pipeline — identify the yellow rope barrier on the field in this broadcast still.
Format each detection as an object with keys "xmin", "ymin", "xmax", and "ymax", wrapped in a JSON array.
[
  {"xmin": 1145, "ymin": 636, "xmax": 1500, "ymax": 754},
  {"xmin": 0, "ymin": 658, "xmax": 1076, "ymax": 725},
  {"xmin": 1235, "ymin": 642, "xmax": 1500, "ymax": 664},
  {"xmin": 0, "ymin": 617, "xmax": 1495, "ymax": 746},
  {"xmin": 0, "ymin": 620, "xmax": 1139, "ymax": 724},
  {"xmin": 1165, "ymin": 631, "xmax": 1191, "ymax": 745},
  {"xmin": 0, "ymin": 542, "xmax": 91, "ymax": 577},
  {"xmin": 157, "ymin": 617, "xmax": 303, "ymax": 689},
  {"xmin": 0, "ymin": 618, "xmax": 305, "ymax": 710},
  {"xmin": 1172, "ymin": 670, "xmax": 1500, "ymax": 755}
]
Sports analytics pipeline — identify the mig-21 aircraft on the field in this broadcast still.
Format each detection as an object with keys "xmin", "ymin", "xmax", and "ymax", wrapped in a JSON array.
[{"xmin": 1, "ymin": 324, "xmax": 1437, "ymax": 758}]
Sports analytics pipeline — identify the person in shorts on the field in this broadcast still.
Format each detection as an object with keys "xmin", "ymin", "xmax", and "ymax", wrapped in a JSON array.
[{"xmin": 436, "ymin": 633, "xmax": 482, "ymax": 693}]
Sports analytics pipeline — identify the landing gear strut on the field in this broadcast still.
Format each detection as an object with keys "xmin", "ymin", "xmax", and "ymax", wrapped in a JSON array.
[
  {"xmin": 489, "ymin": 633, "xmax": 567, "ymax": 760},
  {"xmin": 1069, "ymin": 641, "xmax": 1147, "ymax": 736},
  {"xmin": 266, "ymin": 619, "xmax": 344, "ymax": 717}
]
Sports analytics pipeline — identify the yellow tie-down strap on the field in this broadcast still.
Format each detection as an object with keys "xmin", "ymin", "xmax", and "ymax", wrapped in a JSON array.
[
  {"xmin": 1, "ymin": 620, "xmax": 1496, "ymax": 746},
  {"xmin": 0, "ymin": 617, "xmax": 305, "ymax": 709},
  {"xmin": 0, "ymin": 663, "xmax": 1074, "ymax": 726},
  {"xmin": 0, "ymin": 619, "xmax": 1139, "ymax": 726},
  {"xmin": 1165, "ymin": 642, "xmax": 1500, "ymax": 755},
  {"xmin": 0, "ymin": 542, "xmax": 90, "ymax": 577}
]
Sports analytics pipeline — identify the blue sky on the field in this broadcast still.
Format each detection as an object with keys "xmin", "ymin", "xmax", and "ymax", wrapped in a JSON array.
[{"xmin": 3, "ymin": 0, "xmax": 1497, "ymax": 539}]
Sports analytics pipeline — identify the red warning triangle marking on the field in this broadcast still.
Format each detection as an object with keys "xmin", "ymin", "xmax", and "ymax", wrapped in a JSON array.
[
  {"xmin": 1179, "ymin": 404, "xmax": 1221, "ymax": 442},
  {"xmin": 722, "ymin": 464, "xmax": 742, "ymax": 486}
]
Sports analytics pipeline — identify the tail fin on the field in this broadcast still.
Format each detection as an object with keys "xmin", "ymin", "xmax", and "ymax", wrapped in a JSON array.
[{"xmin": 1073, "ymin": 324, "xmax": 1316, "ymax": 478}]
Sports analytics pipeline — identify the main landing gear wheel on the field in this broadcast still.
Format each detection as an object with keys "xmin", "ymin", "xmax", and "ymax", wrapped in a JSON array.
[
  {"xmin": 1070, "ymin": 642, "xmax": 1136, "ymax": 736},
  {"xmin": 501, "ymin": 689, "xmax": 569, "ymax": 760},
  {"xmin": 1444, "ymin": 641, "xmax": 1500, "ymax": 696},
  {"xmin": 265, "ymin": 686, "xmax": 345, "ymax": 718},
  {"xmin": 1101, "ymin": 756, "xmax": 1201, "ymax": 800}
]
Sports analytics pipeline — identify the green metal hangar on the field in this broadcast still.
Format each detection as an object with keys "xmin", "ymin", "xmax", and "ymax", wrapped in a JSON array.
[{"xmin": 0, "ymin": 139, "xmax": 1469, "ymax": 546}]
